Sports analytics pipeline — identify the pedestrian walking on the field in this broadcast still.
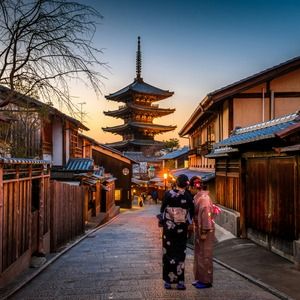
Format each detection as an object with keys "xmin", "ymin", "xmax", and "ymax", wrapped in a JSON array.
[
  {"xmin": 189, "ymin": 176, "xmax": 215, "ymax": 289},
  {"xmin": 160, "ymin": 174, "xmax": 194, "ymax": 290},
  {"xmin": 151, "ymin": 189, "xmax": 158, "ymax": 204}
]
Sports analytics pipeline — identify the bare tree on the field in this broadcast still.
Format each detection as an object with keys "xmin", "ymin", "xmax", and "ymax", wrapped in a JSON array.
[
  {"xmin": 0, "ymin": 103, "xmax": 42, "ymax": 157},
  {"xmin": 0, "ymin": 0, "xmax": 106, "ymax": 115}
]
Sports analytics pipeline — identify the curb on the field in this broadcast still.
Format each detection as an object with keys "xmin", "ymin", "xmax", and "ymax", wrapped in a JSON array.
[
  {"xmin": 187, "ymin": 244, "xmax": 294, "ymax": 300},
  {"xmin": 213, "ymin": 257, "xmax": 294, "ymax": 300},
  {"xmin": 0, "ymin": 213, "xmax": 121, "ymax": 300}
]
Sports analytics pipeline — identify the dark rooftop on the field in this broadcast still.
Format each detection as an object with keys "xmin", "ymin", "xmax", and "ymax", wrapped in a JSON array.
[
  {"xmin": 159, "ymin": 146, "xmax": 189, "ymax": 160},
  {"xmin": 0, "ymin": 157, "xmax": 50, "ymax": 165},
  {"xmin": 65, "ymin": 158, "xmax": 94, "ymax": 172},
  {"xmin": 105, "ymin": 79, "xmax": 174, "ymax": 101},
  {"xmin": 215, "ymin": 112, "xmax": 299, "ymax": 148},
  {"xmin": 102, "ymin": 121, "xmax": 176, "ymax": 133},
  {"xmin": 105, "ymin": 139, "xmax": 164, "ymax": 151}
]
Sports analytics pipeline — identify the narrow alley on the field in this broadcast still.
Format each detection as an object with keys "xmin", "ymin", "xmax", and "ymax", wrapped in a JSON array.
[{"xmin": 9, "ymin": 205, "xmax": 279, "ymax": 300}]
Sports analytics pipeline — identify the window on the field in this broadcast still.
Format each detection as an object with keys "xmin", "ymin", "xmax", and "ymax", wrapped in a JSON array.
[
  {"xmin": 207, "ymin": 123, "xmax": 215, "ymax": 143},
  {"xmin": 115, "ymin": 189, "xmax": 121, "ymax": 201},
  {"xmin": 70, "ymin": 128, "xmax": 78, "ymax": 157}
]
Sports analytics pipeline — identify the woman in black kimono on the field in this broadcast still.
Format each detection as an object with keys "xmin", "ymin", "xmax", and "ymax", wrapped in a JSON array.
[{"xmin": 160, "ymin": 174, "xmax": 194, "ymax": 290}]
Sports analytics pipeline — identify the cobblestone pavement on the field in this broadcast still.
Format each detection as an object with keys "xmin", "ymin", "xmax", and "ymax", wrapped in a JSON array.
[{"xmin": 9, "ymin": 205, "xmax": 280, "ymax": 300}]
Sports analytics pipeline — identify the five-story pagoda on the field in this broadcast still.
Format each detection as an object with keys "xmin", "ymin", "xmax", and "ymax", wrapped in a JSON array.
[{"xmin": 103, "ymin": 37, "xmax": 176, "ymax": 152}]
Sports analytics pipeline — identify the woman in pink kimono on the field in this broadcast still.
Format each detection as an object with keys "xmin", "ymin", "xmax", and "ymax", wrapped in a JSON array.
[{"xmin": 190, "ymin": 176, "xmax": 214, "ymax": 289}]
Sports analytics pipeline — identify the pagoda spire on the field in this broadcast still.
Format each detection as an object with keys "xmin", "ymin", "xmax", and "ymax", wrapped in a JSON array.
[{"xmin": 136, "ymin": 36, "xmax": 142, "ymax": 81}]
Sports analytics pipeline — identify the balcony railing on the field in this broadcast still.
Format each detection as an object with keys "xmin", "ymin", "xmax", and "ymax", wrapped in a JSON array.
[
  {"xmin": 189, "ymin": 141, "xmax": 214, "ymax": 156},
  {"xmin": 198, "ymin": 141, "xmax": 214, "ymax": 155}
]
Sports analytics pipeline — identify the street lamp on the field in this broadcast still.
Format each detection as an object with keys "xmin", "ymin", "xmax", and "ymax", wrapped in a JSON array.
[{"xmin": 163, "ymin": 172, "xmax": 168, "ymax": 191}]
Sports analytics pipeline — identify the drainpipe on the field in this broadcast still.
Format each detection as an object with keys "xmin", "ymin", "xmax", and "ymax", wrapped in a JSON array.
[
  {"xmin": 270, "ymin": 91, "xmax": 275, "ymax": 119},
  {"xmin": 262, "ymin": 87, "xmax": 265, "ymax": 122}
]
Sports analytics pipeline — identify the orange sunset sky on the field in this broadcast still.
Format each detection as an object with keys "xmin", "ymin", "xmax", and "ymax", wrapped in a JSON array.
[{"xmin": 70, "ymin": 0, "xmax": 300, "ymax": 147}]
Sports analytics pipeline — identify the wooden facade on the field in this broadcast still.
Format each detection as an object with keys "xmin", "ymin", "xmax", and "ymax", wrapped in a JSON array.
[
  {"xmin": 215, "ymin": 153, "xmax": 300, "ymax": 261},
  {"xmin": 101, "ymin": 180, "xmax": 116, "ymax": 216},
  {"xmin": 0, "ymin": 159, "xmax": 51, "ymax": 287},
  {"xmin": 245, "ymin": 156, "xmax": 299, "ymax": 258},
  {"xmin": 179, "ymin": 56, "xmax": 300, "ymax": 173},
  {"xmin": 0, "ymin": 85, "xmax": 89, "ymax": 166},
  {"xmin": 92, "ymin": 149, "xmax": 131, "ymax": 208},
  {"xmin": 210, "ymin": 113, "xmax": 300, "ymax": 262},
  {"xmin": 50, "ymin": 181, "xmax": 85, "ymax": 252},
  {"xmin": 80, "ymin": 134, "xmax": 134, "ymax": 209},
  {"xmin": 215, "ymin": 158, "xmax": 241, "ymax": 212},
  {"xmin": 160, "ymin": 147, "xmax": 189, "ymax": 170}
]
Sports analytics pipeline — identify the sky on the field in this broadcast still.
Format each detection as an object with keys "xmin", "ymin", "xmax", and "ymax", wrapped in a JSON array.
[{"xmin": 73, "ymin": 0, "xmax": 300, "ymax": 146}]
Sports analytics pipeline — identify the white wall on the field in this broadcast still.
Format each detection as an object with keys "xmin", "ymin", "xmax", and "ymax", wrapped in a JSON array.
[{"xmin": 52, "ymin": 118, "xmax": 63, "ymax": 166}]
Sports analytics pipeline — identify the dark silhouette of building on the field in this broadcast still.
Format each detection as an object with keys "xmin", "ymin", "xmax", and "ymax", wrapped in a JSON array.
[{"xmin": 103, "ymin": 37, "xmax": 176, "ymax": 153}]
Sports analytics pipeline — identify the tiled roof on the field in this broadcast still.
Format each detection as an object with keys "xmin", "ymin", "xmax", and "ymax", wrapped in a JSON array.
[
  {"xmin": 0, "ymin": 157, "xmax": 51, "ymax": 164},
  {"xmin": 65, "ymin": 158, "xmax": 94, "ymax": 171},
  {"xmin": 159, "ymin": 146, "xmax": 189, "ymax": 160},
  {"xmin": 215, "ymin": 112, "xmax": 299, "ymax": 148},
  {"xmin": 205, "ymin": 147, "xmax": 239, "ymax": 158},
  {"xmin": 105, "ymin": 79, "xmax": 173, "ymax": 101},
  {"xmin": 105, "ymin": 139, "xmax": 164, "ymax": 150},
  {"xmin": 102, "ymin": 121, "xmax": 176, "ymax": 133},
  {"xmin": 104, "ymin": 103, "xmax": 175, "ymax": 117}
]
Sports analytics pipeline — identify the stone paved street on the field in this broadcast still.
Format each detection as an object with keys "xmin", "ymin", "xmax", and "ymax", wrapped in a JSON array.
[{"xmin": 9, "ymin": 205, "xmax": 280, "ymax": 300}]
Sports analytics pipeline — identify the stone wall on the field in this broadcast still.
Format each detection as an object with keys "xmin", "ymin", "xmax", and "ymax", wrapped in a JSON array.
[{"xmin": 214, "ymin": 205, "xmax": 240, "ymax": 237}]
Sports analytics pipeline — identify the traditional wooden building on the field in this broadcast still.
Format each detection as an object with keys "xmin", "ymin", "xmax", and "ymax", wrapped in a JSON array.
[
  {"xmin": 79, "ymin": 134, "xmax": 135, "ymax": 209},
  {"xmin": 159, "ymin": 146, "xmax": 189, "ymax": 170},
  {"xmin": 0, "ymin": 85, "xmax": 88, "ymax": 164},
  {"xmin": 0, "ymin": 158, "xmax": 51, "ymax": 287},
  {"xmin": 0, "ymin": 87, "xmax": 93, "ymax": 287},
  {"xmin": 103, "ymin": 37, "xmax": 176, "ymax": 153},
  {"xmin": 207, "ymin": 112, "xmax": 300, "ymax": 264},
  {"xmin": 179, "ymin": 56, "xmax": 300, "ymax": 172}
]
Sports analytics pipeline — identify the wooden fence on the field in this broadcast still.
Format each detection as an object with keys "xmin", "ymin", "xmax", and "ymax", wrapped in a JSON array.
[
  {"xmin": 50, "ymin": 181, "xmax": 85, "ymax": 251},
  {"xmin": 0, "ymin": 160, "xmax": 50, "ymax": 286}
]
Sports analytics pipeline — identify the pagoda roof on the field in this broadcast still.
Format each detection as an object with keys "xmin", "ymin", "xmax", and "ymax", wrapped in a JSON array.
[
  {"xmin": 103, "ymin": 103, "xmax": 175, "ymax": 118},
  {"xmin": 105, "ymin": 79, "xmax": 174, "ymax": 102},
  {"xmin": 105, "ymin": 139, "xmax": 165, "ymax": 149},
  {"xmin": 102, "ymin": 121, "xmax": 176, "ymax": 133}
]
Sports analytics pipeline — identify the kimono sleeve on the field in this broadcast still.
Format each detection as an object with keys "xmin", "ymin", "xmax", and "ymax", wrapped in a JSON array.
[{"xmin": 200, "ymin": 205, "xmax": 214, "ymax": 231}]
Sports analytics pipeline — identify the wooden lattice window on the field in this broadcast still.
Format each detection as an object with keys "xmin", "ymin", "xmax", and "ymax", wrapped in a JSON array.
[{"xmin": 70, "ymin": 128, "xmax": 78, "ymax": 158}]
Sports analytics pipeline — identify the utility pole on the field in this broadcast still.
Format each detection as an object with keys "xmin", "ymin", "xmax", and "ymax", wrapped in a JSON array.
[{"xmin": 78, "ymin": 102, "xmax": 86, "ymax": 123}]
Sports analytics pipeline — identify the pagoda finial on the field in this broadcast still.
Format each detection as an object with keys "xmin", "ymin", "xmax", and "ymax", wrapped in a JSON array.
[{"xmin": 136, "ymin": 36, "xmax": 142, "ymax": 81}]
